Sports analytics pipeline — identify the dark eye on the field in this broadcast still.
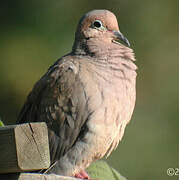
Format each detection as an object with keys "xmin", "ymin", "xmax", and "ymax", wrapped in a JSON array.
[{"xmin": 93, "ymin": 20, "xmax": 103, "ymax": 28}]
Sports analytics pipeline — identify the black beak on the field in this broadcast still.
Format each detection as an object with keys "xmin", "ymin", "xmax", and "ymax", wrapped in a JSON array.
[{"xmin": 113, "ymin": 30, "xmax": 130, "ymax": 47}]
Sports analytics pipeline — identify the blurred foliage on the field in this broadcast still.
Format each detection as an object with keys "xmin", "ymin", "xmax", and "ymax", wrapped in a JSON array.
[
  {"xmin": 0, "ymin": 0, "xmax": 179, "ymax": 179},
  {"xmin": 87, "ymin": 160, "xmax": 126, "ymax": 180},
  {"xmin": 0, "ymin": 120, "xmax": 4, "ymax": 127}
]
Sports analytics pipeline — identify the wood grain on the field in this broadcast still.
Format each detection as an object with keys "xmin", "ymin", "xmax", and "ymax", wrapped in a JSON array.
[{"xmin": 0, "ymin": 122, "xmax": 50, "ymax": 173}]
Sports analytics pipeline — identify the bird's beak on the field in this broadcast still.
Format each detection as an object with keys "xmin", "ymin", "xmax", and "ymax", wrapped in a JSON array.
[{"xmin": 113, "ymin": 30, "xmax": 130, "ymax": 47}]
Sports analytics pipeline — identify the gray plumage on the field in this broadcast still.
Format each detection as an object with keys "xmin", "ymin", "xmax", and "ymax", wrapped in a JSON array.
[{"xmin": 17, "ymin": 9, "xmax": 137, "ymax": 177}]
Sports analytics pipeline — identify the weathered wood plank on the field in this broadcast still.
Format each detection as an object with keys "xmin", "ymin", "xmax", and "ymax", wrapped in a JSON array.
[
  {"xmin": 0, "ymin": 173, "xmax": 79, "ymax": 180},
  {"xmin": 0, "ymin": 123, "xmax": 50, "ymax": 173},
  {"xmin": 19, "ymin": 173, "xmax": 79, "ymax": 180}
]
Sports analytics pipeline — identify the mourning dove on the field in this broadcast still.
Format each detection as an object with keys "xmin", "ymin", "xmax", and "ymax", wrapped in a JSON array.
[{"xmin": 17, "ymin": 9, "xmax": 137, "ymax": 179}]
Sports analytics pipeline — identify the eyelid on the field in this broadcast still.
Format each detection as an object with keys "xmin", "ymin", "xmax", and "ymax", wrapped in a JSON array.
[
  {"xmin": 92, "ymin": 20, "xmax": 106, "ymax": 30},
  {"xmin": 93, "ymin": 20, "xmax": 102, "ymax": 25}
]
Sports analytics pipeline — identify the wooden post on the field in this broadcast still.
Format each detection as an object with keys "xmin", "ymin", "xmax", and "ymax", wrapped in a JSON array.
[
  {"xmin": 0, "ymin": 122, "xmax": 50, "ymax": 173},
  {"xmin": 0, "ymin": 173, "xmax": 79, "ymax": 180}
]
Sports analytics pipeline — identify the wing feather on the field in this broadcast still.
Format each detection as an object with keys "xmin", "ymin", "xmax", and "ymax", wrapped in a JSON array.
[{"xmin": 17, "ymin": 59, "xmax": 89, "ymax": 163}]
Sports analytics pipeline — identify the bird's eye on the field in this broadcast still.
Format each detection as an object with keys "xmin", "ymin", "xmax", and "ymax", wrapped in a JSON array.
[{"xmin": 93, "ymin": 20, "xmax": 103, "ymax": 28}]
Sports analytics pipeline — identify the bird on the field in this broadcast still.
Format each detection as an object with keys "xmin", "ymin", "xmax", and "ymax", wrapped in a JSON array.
[{"xmin": 17, "ymin": 9, "xmax": 137, "ymax": 179}]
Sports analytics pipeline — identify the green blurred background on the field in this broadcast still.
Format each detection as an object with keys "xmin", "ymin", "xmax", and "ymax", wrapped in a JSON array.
[{"xmin": 0, "ymin": 0, "xmax": 179, "ymax": 179}]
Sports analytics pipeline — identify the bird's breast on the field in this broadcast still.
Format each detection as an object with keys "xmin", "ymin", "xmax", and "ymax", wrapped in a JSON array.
[{"xmin": 77, "ymin": 59, "xmax": 136, "ymax": 157}]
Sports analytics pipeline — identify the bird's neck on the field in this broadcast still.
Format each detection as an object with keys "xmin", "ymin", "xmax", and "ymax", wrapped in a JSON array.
[
  {"xmin": 72, "ymin": 37, "xmax": 137, "ymax": 73},
  {"xmin": 72, "ymin": 37, "xmax": 135, "ymax": 60},
  {"xmin": 72, "ymin": 37, "xmax": 137, "ymax": 87},
  {"xmin": 72, "ymin": 38, "xmax": 92, "ymax": 56}
]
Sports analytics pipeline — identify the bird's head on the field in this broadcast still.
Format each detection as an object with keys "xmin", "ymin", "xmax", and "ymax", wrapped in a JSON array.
[{"xmin": 73, "ymin": 9, "xmax": 130, "ymax": 51}]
